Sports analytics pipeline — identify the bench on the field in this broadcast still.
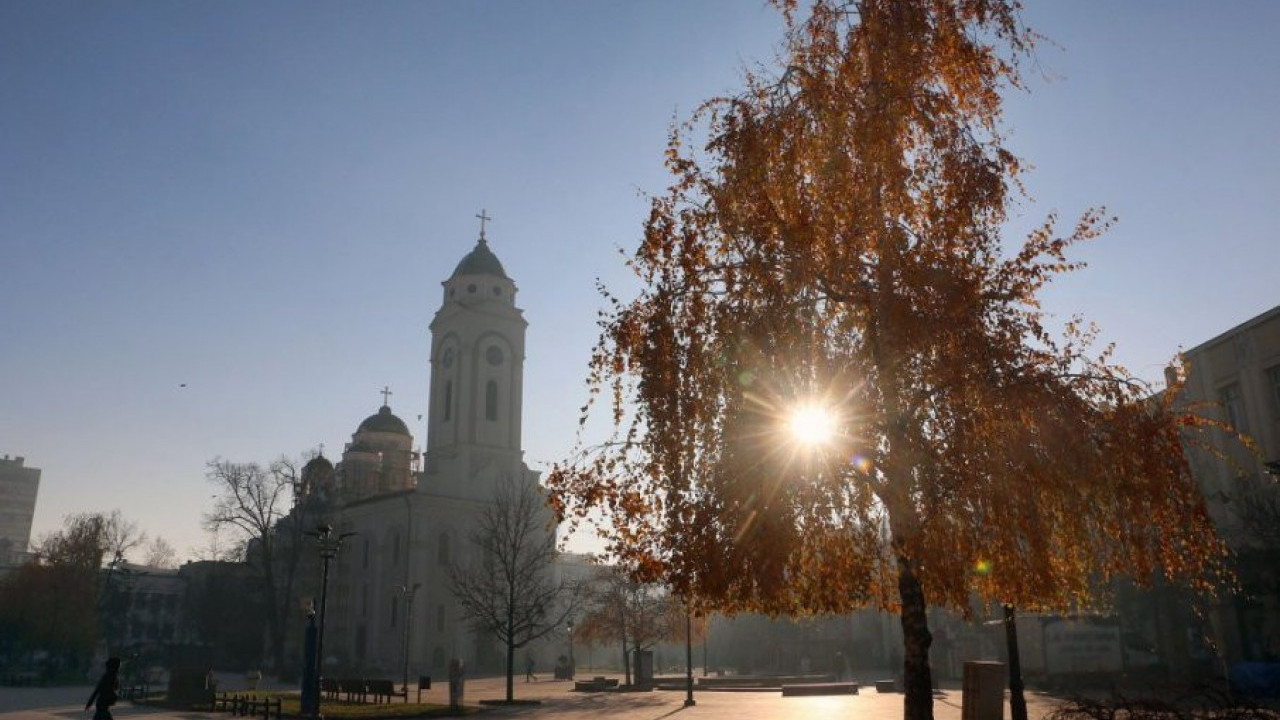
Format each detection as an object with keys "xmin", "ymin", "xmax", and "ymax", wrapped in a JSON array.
[
  {"xmin": 213, "ymin": 693, "xmax": 281, "ymax": 720},
  {"xmin": 574, "ymin": 677, "xmax": 620, "ymax": 692},
  {"xmin": 337, "ymin": 678, "xmax": 367, "ymax": 703},
  {"xmin": 780, "ymin": 682, "xmax": 859, "ymax": 697},
  {"xmin": 365, "ymin": 679, "xmax": 405, "ymax": 704}
]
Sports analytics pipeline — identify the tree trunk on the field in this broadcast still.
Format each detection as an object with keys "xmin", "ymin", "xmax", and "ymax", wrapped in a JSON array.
[
  {"xmin": 1004, "ymin": 604, "xmax": 1027, "ymax": 720},
  {"xmin": 898, "ymin": 555, "xmax": 934, "ymax": 720},
  {"xmin": 621, "ymin": 634, "xmax": 631, "ymax": 686},
  {"xmin": 505, "ymin": 608, "xmax": 515, "ymax": 702}
]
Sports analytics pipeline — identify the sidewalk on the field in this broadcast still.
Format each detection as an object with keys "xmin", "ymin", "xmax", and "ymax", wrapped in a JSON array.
[{"xmin": 1, "ymin": 673, "xmax": 1064, "ymax": 720}]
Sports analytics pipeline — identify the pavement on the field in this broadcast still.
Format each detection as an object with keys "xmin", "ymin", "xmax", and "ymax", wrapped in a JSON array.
[{"xmin": 0, "ymin": 673, "xmax": 1066, "ymax": 720}]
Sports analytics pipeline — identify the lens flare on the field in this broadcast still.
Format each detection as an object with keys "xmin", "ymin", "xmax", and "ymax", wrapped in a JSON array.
[
  {"xmin": 852, "ymin": 454, "xmax": 873, "ymax": 473},
  {"xmin": 788, "ymin": 404, "xmax": 837, "ymax": 446}
]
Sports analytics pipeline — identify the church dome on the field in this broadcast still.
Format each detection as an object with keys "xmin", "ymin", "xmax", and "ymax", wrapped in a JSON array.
[
  {"xmin": 357, "ymin": 405, "xmax": 411, "ymax": 436},
  {"xmin": 451, "ymin": 239, "xmax": 508, "ymax": 279},
  {"xmin": 302, "ymin": 454, "xmax": 334, "ymax": 476}
]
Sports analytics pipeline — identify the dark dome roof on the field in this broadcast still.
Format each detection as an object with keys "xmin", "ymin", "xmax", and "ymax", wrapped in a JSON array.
[
  {"xmin": 357, "ymin": 405, "xmax": 410, "ymax": 436},
  {"xmin": 302, "ymin": 455, "xmax": 334, "ymax": 476},
  {"xmin": 451, "ymin": 239, "xmax": 508, "ymax": 279}
]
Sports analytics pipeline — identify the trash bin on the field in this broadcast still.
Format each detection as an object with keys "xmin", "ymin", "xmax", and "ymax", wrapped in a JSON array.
[{"xmin": 962, "ymin": 661, "xmax": 1005, "ymax": 720}]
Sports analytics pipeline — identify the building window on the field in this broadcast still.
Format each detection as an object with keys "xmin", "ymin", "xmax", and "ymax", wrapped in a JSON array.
[
  {"xmin": 443, "ymin": 381, "xmax": 452, "ymax": 422},
  {"xmin": 485, "ymin": 380, "xmax": 498, "ymax": 421},
  {"xmin": 1267, "ymin": 365, "xmax": 1280, "ymax": 418},
  {"xmin": 436, "ymin": 605, "xmax": 445, "ymax": 632},
  {"xmin": 437, "ymin": 533, "xmax": 449, "ymax": 566},
  {"xmin": 1220, "ymin": 383, "xmax": 1249, "ymax": 434}
]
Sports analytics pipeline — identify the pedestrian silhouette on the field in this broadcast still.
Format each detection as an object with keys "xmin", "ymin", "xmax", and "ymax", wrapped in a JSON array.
[
  {"xmin": 525, "ymin": 656, "xmax": 536, "ymax": 682},
  {"xmin": 85, "ymin": 657, "xmax": 120, "ymax": 720}
]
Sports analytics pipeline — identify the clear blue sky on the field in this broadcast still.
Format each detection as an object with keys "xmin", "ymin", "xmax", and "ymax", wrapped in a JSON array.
[{"xmin": 2, "ymin": 1, "xmax": 1277, "ymax": 561}]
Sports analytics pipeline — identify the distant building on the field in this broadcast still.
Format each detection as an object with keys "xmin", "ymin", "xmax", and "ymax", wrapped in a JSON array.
[
  {"xmin": 99, "ymin": 563, "xmax": 189, "ymax": 665},
  {"xmin": 1178, "ymin": 304, "xmax": 1280, "ymax": 664},
  {"xmin": 0, "ymin": 454, "xmax": 41, "ymax": 566}
]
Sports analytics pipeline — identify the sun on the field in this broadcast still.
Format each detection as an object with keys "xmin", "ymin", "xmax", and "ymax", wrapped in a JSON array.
[{"xmin": 787, "ymin": 403, "xmax": 837, "ymax": 447}]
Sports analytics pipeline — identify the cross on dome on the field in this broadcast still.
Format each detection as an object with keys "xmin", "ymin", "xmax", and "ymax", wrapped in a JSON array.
[
  {"xmin": 381, "ymin": 385, "xmax": 393, "ymax": 406},
  {"xmin": 475, "ymin": 209, "xmax": 492, "ymax": 242}
]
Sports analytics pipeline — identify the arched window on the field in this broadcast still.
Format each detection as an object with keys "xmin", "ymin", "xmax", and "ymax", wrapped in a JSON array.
[
  {"xmin": 485, "ymin": 380, "xmax": 498, "ymax": 421},
  {"xmin": 443, "ymin": 381, "xmax": 453, "ymax": 422},
  {"xmin": 437, "ymin": 533, "xmax": 449, "ymax": 566}
]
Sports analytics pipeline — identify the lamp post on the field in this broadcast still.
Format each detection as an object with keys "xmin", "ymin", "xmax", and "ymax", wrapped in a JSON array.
[
  {"xmin": 684, "ymin": 610, "xmax": 696, "ymax": 707},
  {"xmin": 1003, "ymin": 604, "xmax": 1027, "ymax": 720},
  {"xmin": 566, "ymin": 620, "xmax": 575, "ymax": 679},
  {"xmin": 399, "ymin": 583, "xmax": 421, "ymax": 696},
  {"xmin": 306, "ymin": 523, "xmax": 354, "ymax": 719}
]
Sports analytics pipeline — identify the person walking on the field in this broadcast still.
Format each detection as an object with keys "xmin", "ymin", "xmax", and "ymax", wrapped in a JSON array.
[
  {"xmin": 525, "ymin": 656, "xmax": 536, "ymax": 683},
  {"xmin": 85, "ymin": 657, "xmax": 121, "ymax": 720}
]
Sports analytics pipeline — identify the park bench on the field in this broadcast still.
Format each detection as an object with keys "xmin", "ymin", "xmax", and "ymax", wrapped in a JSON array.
[
  {"xmin": 213, "ymin": 693, "xmax": 281, "ymax": 720},
  {"xmin": 337, "ymin": 678, "xmax": 367, "ymax": 703},
  {"xmin": 780, "ymin": 682, "xmax": 859, "ymax": 697},
  {"xmin": 365, "ymin": 679, "xmax": 405, "ymax": 703}
]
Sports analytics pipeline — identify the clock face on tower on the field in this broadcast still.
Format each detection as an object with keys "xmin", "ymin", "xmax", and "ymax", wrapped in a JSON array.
[{"xmin": 442, "ymin": 348, "xmax": 455, "ymax": 369}]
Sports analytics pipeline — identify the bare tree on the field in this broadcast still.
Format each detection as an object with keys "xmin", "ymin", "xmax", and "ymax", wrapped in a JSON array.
[
  {"xmin": 449, "ymin": 476, "xmax": 577, "ymax": 702},
  {"xmin": 141, "ymin": 537, "xmax": 179, "ymax": 569},
  {"xmin": 204, "ymin": 457, "xmax": 302, "ymax": 673},
  {"xmin": 100, "ymin": 510, "xmax": 147, "ymax": 564},
  {"xmin": 576, "ymin": 568, "xmax": 682, "ymax": 685},
  {"xmin": 190, "ymin": 528, "xmax": 246, "ymax": 563}
]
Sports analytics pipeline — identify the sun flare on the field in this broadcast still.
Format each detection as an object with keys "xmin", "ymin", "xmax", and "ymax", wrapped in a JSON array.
[{"xmin": 787, "ymin": 404, "xmax": 837, "ymax": 447}]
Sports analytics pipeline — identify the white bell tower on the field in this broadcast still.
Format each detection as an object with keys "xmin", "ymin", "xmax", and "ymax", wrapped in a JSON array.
[{"xmin": 424, "ymin": 211, "xmax": 527, "ymax": 496}]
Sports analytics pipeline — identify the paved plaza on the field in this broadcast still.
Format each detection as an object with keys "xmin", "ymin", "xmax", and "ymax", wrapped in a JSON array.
[{"xmin": 0, "ymin": 673, "xmax": 1064, "ymax": 720}]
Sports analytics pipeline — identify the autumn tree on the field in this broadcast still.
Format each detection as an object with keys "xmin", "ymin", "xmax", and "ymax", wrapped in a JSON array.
[
  {"xmin": 576, "ymin": 567, "xmax": 683, "ymax": 685},
  {"xmin": 448, "ymin": 475, "xmax": 577, "ymax": 702},
  {"xmin": 0, "ymin": 511, "xmax": 145, "ymax": 672},
  {"xmin": 548, "ymin": 2, "xmax": 1225, "ymax": 719},
  {"xmin": 204, "ymin": 457, "xmax": 304, "ymax": 673}
]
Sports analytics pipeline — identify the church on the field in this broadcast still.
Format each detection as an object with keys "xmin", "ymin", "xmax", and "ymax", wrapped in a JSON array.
[{"xmin": 289, "ymin": 221, "xmax": 555, "ymax": 677}]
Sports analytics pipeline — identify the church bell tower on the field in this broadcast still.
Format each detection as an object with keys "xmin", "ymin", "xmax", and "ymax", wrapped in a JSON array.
[{"xmin": 424, "ymin": 212, "xmax": 527, "ymax": 490}]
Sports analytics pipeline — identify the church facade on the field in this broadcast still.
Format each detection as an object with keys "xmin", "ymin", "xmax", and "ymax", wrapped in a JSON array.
[{"xmin": 289, "ymin": 230, "xmax": 550, "ymax": 677}]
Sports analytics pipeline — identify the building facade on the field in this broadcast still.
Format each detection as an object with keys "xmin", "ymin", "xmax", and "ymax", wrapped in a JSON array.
[
  {"xmin": 0, "ymin": 454, "xmax": 41, "ymax": 567},
  {"xmin": 1178, "ymin": 304, "xmax": 1280, "ymax": 664}
]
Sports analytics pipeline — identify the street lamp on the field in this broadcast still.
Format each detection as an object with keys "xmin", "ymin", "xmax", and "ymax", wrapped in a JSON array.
[
  {"xmin": 398, "ymin": 583, "xmax": 421, "ymax": 696},
  {"xmin": 684, "ymin": 610, "xmax": 695, "ymax": 707},
  {"xmin": 305, "ymin": 523, "xmax": 354, "ymax": 719},
  {"xmin": 566, "ymin": 620, "xmax": 575, "ymax": 680}
]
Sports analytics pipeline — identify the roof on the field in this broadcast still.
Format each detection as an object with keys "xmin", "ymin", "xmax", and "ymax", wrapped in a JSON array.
[
  {"xmin": 356, "ymin": 405, "xmax": 410, "ymax": 436},
  {"xmin": 450, "ymin": 238, "xmax": 508, "ymax": 279}
]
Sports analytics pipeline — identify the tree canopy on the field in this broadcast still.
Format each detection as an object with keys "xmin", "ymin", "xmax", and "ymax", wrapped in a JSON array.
[{"xmin": 548, "ymin": 2, "xmax": 1226, "ymax": 718}]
